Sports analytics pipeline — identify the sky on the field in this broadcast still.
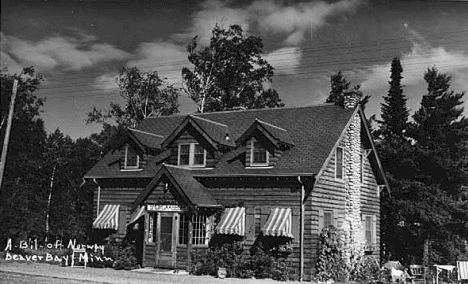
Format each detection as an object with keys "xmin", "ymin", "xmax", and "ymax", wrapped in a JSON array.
[{"xmin": 1, "ymin": 0, "xmax": 468, "ymax": 140}]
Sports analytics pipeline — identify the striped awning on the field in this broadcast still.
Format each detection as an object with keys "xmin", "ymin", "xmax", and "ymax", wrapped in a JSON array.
[
  {"xmin": 128, "ymin": 205, "xmax": 145, "ymax": 225},
  {"xmin": 262, "ymin": 208, "xmax": 294, "ymax": 238},
  {"xmin": 215, "ymin": 207, "xmax": 245, "ymax": 236},
  {"xmin": 93, "ymin": 205, "xmax": 120, "ymax": 230}
]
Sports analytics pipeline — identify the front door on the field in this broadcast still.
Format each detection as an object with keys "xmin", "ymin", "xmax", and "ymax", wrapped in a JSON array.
[{"xmin": 155, "ymin": 212, "xmax": 177, "ymax": 268}]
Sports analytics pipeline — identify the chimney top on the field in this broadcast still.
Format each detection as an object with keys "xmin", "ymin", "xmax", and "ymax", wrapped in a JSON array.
[{"xmin": 342, "ymin": 89, "xmax": 363, "ymax": 109}]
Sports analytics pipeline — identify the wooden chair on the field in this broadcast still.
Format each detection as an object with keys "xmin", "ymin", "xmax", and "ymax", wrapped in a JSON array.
[
  {"xmin": 409, "ymin": 265, "xmax": 426, "ymax": 284},
  {"xmin": 458, "ymin": 261, "xmax": 468, "ymax": 284},
  {"xmin": 71, "ymin": 248, "xmax": 88, "ymax": 268}
]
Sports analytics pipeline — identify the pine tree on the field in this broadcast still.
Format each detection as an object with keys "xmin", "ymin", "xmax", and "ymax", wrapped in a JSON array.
[
  {"xmin": 379, "ymin": 57, "xmax": 409, "ymax": 139},
  {"xmin": 326, "ymin": 71, "xmax": 350, "ymax": 104},
  {"xmin": 326, "ymin": 71, "xmax": 370, "ymax": 110},
  {"xmin": 410, "ymin": 67, "xmax": 468, "ymax": 196}
]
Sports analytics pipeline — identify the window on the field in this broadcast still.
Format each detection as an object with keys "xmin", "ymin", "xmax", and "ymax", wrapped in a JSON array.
[
  {"xmin": 254, "ymin": 208, "xmax": 261, "ymax": 236},
  {"xmin": 365, "ymin": 215, "xmax": 373, "ymax": 244},
  {"xmin": 178, "ymin": 143, "xmax": 206, "ymax": 167},
  {"xmin": 124, "ymin": 146, "xmax": 139, "ymax": 169},
  {"xmin": 179, "ymin": 144, "xmax": 190, "ymax": 166},
  {"xmin": 178, "ymin": 214, "xmax": 209, "ymax": 246},
  {"xmin": 323, "ymin": 211, "xmax": 334, "ymax": 229},
  {"xmin": 335, "ymin": 147, "xmax": 343, "ymax": 179},
  {"xmin": 251, "ymin": 141, "xmax": 268, "ymax": 166},
  {"xmin": 148, "ymin": 213, "xmax": 157, "ymax": 243}
]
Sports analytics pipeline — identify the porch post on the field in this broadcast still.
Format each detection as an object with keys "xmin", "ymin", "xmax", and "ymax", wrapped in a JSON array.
[{"xmin": 186, "ymin": 212, "xmax": 193, "ymax": 272}]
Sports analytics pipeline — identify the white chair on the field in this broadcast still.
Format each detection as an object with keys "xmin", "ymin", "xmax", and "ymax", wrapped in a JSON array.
[
  {"xmin": 71, "ymin": 248, "xmax": 88, "ymax": 268},
  {"xmin": 458, "ymin": 261, "xmax": 468, "ymax": 283}
]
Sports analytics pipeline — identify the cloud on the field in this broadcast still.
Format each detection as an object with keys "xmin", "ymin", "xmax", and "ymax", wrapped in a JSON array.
[
  {"xmin": 172, "ymin": 0, "xmax": 251, "ymax": 44},
  {"xmin": 172, "ymin": 0, "xmax": 362, "ymax": 46},
  {"xmin": 358, "ymin": 27, "xmax": 468, "ymax": 115},
  {"xmin": 0, "ymin": 31, "xmax": 131, "ymax": 72},
  {"xmin": 251, "ymin": 0, "xmax": 362, "ymax": 45},
  {"xmin": 264, "ymin": 47, "xmax": 303, "ymax": 75},
  {"xmin": 126, "ymin": 41, "xmax": 189, "ymax": 86}
]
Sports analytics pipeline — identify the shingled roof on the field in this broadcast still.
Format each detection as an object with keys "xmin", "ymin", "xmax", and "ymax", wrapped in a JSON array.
[
  {"xmin": 131, "ymin": 164, "xmax": 219, "ymax": 210},
  {"xmin": 85, "ymin": 104, "xmax": 356, "ymax": 178}
]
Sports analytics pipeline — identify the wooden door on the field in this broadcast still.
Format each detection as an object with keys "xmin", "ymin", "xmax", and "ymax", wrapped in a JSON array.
[{"xmin": 155, "ymin": 212, "xmax": 177, "ymax": 268}]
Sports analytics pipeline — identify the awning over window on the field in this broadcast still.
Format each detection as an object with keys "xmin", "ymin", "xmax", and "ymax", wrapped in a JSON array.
[
  {"xmin": 262, "ymin": 208, "xmax": 293, "ymax": 238},
  {"xmin": 215, "ymin": 207, "xmax": 245, "ymax": 236},
  {"xmin": 128, "ymin": 205, "xmax": 145, "ymax": 225},
  {"xmin": 93, "ymin": 205, "xmax": 120, "ymax": 230}
]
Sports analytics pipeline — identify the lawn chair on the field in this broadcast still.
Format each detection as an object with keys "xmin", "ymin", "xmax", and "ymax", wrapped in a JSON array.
[
  {"xmin": 409, "ymin": 265, "xmax": 426, "ymax": 284},
  {"xmin": 458, "ymin": 261, "xmax": 468, "ymax": 283}
]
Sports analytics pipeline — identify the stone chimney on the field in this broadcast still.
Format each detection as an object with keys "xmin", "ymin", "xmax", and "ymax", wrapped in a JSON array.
[{"xmin": 342, "ymin": 89, "xmax": 363, "ymax": 109}]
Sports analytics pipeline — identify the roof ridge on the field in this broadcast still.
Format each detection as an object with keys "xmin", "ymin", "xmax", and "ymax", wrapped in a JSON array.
[
  {"xmin": 130, "ymin": 128, "xmax": 164, "ymax": 138},
  {"xmin": 188, "ymin": 115, "xmax": 228, "ymax": 127},
  {"xmin": 255, "ymin": 119, "xmax": 287, "ymax": 131}
]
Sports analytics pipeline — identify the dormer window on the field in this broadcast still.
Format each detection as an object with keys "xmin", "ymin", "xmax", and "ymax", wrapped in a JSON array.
[
  {"xmin": 124, "ymin": 146, "xmax": 139, "ymax": 170},
  {"xmin": 251, "ymin": 141, "xmax": 269, "ymax": 166},
  {"xmin": 178, "ymin": 143, "xmax": 206, "ymax": 167}
]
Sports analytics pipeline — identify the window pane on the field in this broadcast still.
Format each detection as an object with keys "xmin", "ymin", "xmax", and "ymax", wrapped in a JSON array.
[
  {"xmin": 178, "ymin": 214, "xmax": 188, "ymax": 245},
  {"xmin": 178, "ymin": 214, "xmax": 207, "ymax": 245},
  {"xmin": 252, "ymin": 142, "xmax": 267, "ymax": 164},
  {"xmin": 365, "ymin": 216, "xmax": 372, "ymax": 244},
  {"xmin": 125, "ymin": 147, "xmax": 138, "ymax": 168},
  {"xmin": 336, "ymin": 147, "xmax": 343, "ymax": 179},
  {"xmin": 193, "ymin": 144, "xmax": 205, "ymax": 165},
  {"xmin": 179, "ymin": 145, "xmax": 190, "ymax": 165},
  {"xmin": 254, "ymin": 208, "xmax": 261, "ymax": 236},
  {"xmin": 324, "ymin": 211, "xmax": 333, "ymax": 228}
]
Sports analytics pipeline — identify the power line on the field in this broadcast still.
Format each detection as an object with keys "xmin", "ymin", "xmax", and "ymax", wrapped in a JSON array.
[
  {"xmin": 41, "ymin": 61, "xmax": 466, "ymax": 100},
  {"xmin": 39, "ymin": 29, "xmax": 468, "ymax": 82}
]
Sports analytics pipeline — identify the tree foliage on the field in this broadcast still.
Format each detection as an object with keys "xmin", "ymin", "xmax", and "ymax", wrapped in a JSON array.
[
  {"xmin": 378, "ymin": 57, "xmax": 409, "ymax": 139},
  {"xmin": 87, "ymin": 67, "xmax": 180, "ymax": 128},
  {"xmin": 326, "ymin": 71, "xmax": 370, "ymax": 110},
  {"xmin": 377, "ymin": 66, "xmax": 468, "ymax": 265},
  {"xmin": 1, "ymin": 68, "xmax": 102, "ymax": 245},
  {"xmin": 182, "ymin": 24, "xmax": 284, "ymax": 113}
]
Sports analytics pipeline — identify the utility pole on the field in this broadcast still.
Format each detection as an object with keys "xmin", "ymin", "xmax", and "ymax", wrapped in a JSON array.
[{"xmin": 0, "ymin": 79, "xmax": 18, "ymax": 191}]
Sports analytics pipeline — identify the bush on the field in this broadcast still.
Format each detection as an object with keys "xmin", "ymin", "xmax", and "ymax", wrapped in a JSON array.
[
  {"xmin": 191, "ymin": 239, "xmax": 294, "ymax": 281},
  {"xmin": 315, "ymin": 226, "xmax": 350, "ymax": 282},
  {"xmin": 349, "ymin": 255, "xmax": 381, "ymax": 282}
]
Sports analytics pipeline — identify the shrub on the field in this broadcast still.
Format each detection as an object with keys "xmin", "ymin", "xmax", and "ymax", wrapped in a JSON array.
[
  {"xmin": 315, "ymin": 226, "xmax": 350, "ymax": 282},
  {"xmin": 349, "ymin": 255, "xmax": 381, "ymax": 282},
  {"xmin": 191, "ymin": 239, "xmax": 294, "ymax": 281}
]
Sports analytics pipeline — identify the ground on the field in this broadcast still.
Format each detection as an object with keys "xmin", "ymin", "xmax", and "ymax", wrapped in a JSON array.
[{"xmin": 0, "ymin": 261, "xmax": 306, "ymax": 284}]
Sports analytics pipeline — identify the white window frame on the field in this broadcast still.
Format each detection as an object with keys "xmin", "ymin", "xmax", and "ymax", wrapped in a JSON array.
[
  {"xmin": 250, "ymin": 140, "xmax": 269, "ymax": 167},
  {"xmin": 323, "ymin": 210, "xmax": 334, "ymax": 229},
  {"xmin": 335, "ymin": 147, "xmax": 344, "ymax": 179},
  {"xmin": 177, "ymin": 143, "xmax": 206, "ymax": 167},
  {"xmin": 124, "ymin": 145, "xmax": 140, "ymax": 170},
  {"xmin": 362, "ymin": 214, "xmax": 377, "ymax": 246},
  {"xmin": 177, "ymin": 213, "xmax": 210, "ymax": 247}
]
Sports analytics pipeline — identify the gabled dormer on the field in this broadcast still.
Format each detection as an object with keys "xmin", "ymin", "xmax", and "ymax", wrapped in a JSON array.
[
  {"xmin": 114, "ymin": 128, "xmax": 165, "ymax": 171},
  {"xmin": 161, "ymin": 115, "xmax": 234, "ymax": 168},
  {"xmin": 237, "ymin": 119, "xmax": 294, "ymax": 168}
]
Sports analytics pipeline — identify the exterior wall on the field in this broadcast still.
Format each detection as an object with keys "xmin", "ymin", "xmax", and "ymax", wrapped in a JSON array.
[
  {"xmin": 309, "ymin": 112, "xmax": 380, "ymax": 278},
  {"xmin": 207, "ymin": 185, "xmax": 302, "ymax": 276},
  {"xmin": 360, "ymin": 143, "xmax": 380, "ymax": 257},
  {"xmin": 93, "ymin": 179, "xmax": 149, "ymax": 237}
]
